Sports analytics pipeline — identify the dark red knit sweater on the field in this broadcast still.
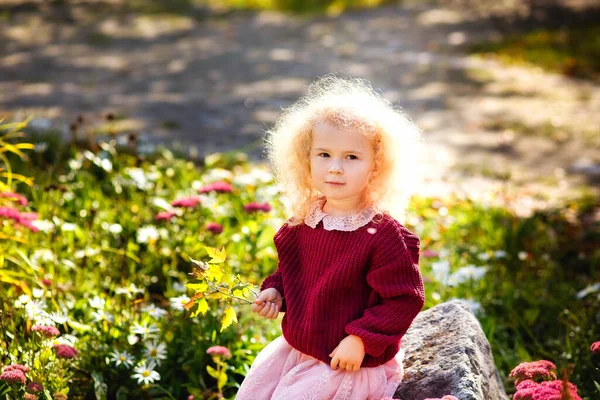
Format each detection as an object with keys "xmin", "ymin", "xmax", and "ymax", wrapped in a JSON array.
[{"xmin": 260, "ymin": 214, "xmax": 425, "ymax": 368}]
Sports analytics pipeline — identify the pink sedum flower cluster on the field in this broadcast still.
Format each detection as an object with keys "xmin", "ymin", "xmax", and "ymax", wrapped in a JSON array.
[
  {"xmin": 155, "ymin": 211, "xmax": 176, "ymax": 221},
  {"xmin": 243, "ymin": 202, "xmax": 271, "ymax": 213},
  {"xmin": 27, "ymin": 381, "xmax": 44, "ymax": 393},
  {"xmin": 0, "ymin": 364, "xmax": 29, "ymax": 385},
  {"xmin": 206, "ymin": 345, "xmax": 231, "ymax": 358},
  {"xmin": 590, "ymin": 341, "xmax": 600, "ymax": 355},
  {"xmin": 513, "ymin": 379, "xmax": 581, "ymax": 400},
  {"xmin": 0, "ymin": 206, "xmax": 39, "ymax": 232},
  {"xmin": 171, "ymin": 196, "xmax": 202, "ymax": 208},
  {"xmin": 32, "ymin": 325, "xmax": 60, "ymax": 337},
  {"xmin": 509, "ymin": 360, "xmax": 557, "ymax": 385},
  {"xmin": 205, "ymin": 222, "xmax": 223, "ymax": 234},
  {"xmin": 53, "ymin": 344, "xmax": 78, "ymax": 359},
  {"xmin": 198, "ymin": 181, "xmax": 233, "ymax": 194},
  {"xmin": 0, "ymin": 191, "xmax": 28, "ymax": 206}
]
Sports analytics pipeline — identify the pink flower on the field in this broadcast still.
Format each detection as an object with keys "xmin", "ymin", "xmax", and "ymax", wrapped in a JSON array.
[
  {"xmin": 187, "ymin": 396, "xmax": 194, "ymax": 400},
  {"xmin": 0, "ymin": 191, "xmax": 28, "ymax": 206},
  {"xmin": 26, "ymin": 381, "xmax": 43, "ymax": 393},
  {"xmin": 243, "ymin": 202, "xmax": 271, "ymax": 213},
  {"xmin": 509, "ymin": 360, "xmax": 557, "ymax": 385},
  {"xmin": 155, "ymin": 211, "xmax": 176, "ymax": 221},
  {"xmin": 32, "ymin": 325, "xmax": 60, "ymax": 337},
  {"xmin": 590, "ymin": 341, "xmax": 600, "ymax": 355},
  {"xmin": 198, "ymin": 181, "xmax": 233, "ymax": 194},
  {"xmin": 206, "ymin": 345, "xmax": 231, "ymax": 358},
  {"xmin": 24, "ymin": 393, "xmax": 38, "ymax": 400},
  {"xmin": 171, "ymin": 196, "xmax": 202, "ymax": 208},
  {"xmin": 53, "ymin": 344, "xmax": 78, "ymax": 359},
  {"xmin": 421, "ymin": 249, "xmax": 439, "ymax": 258},
  {"xmin": 0, "ymin": 369, "xmax": 26, "ymax": 385},
  {"xmin": 0, "ymin": 207, "xmax": 39, "ymax": 232},
  {"xmin": 513, "ymin": 379, "xmax": 581, "ymax": 400},
  {"xmin": 206, "ymin": 222, "xmax": 223, "ymax": 234},
  {"xmin": 4, "ymin": 364, "xmax": 29, "ymax": 373},
  {"xmin": 42, "ymin": 279, "xmax": 53, "ymax": 286}
]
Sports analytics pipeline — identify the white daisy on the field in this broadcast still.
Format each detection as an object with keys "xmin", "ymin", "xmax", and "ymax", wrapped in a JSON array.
[
  {"xmin": 447, "ymin": 265, "xmax": 487, "ymax": 287},
  {"xmin": 88, "ymin": 296, "xmax": 106, "ymax": 310},
  {"xmin": 132, "ymin": 360, "xmax": 161, "ymax": 385},
  {"xmin": 91, "ymin": 310, "xmax": 114, "ymax": 324},
  {"xmin": 142, "ymin": 304, "xmax": 168, "ymax": 319},
  {"xmin": 25, "ymin": 299, "xmax": 47, "ymax": 320},
  {"xmin": 109, "ymin": 350, "xmax": 135, "ymax": 368},
  {"xmin": 137, "ymin": 226, "xmax": 160, "ymax": 244},
  {"xmin": 143, "ymin": 340, "xmax": 168, "ymax": 366},
  {"xmin": 130, "ymin": 321, "xmax": 160, "ymax": 339},
  {"xmin": 169, "ymin": 295, "xmax": 190, "ymax": 311}
]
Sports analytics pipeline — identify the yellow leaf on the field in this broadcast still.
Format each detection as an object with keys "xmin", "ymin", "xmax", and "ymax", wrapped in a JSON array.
[
  {"xmin": 190, "ymin": 298, "xmax": 208, "ymax": 317},
  {"xmin": 206, "ymin": 246, "xmax": 226, "ymax": 264},
  {"xmin": 206, "ymin": 264, "xmax": 224, "ymax": 282},
  {"xmin": 220, "ymin": 306, "xmax": 237, "ymax": 332},
  {"xmin": 185, "ymin": 282, "xmax": 208, "ymax": 292},
  {"xmin": 232, "ymin": 289, "xmax": 244, "ymax": 298},
  {"xmin": 208, "ymin": 292, "xmax": 224, "ymax": 300}
]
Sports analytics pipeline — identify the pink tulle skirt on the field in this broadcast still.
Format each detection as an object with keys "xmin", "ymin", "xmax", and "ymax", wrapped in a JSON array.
[{"xmin": 236, "ymin": 335, "xmax": 404, "ymax": 400}]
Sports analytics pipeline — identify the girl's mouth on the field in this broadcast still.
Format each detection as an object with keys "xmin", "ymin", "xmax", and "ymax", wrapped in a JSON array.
[{"xmin": 326, "ymin": 182, "xmax": 345, "ymax": 186}]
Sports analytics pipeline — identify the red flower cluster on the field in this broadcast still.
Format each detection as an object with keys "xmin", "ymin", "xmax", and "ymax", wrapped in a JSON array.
[
  {"xmin": 53, "ymin": 344, "xmax": 78, "ymax": 359},
  {"xmin": 32, "ymin": 325, "xmax": 60, "ymax": 338},
  {"xmin": 26, "ymin": 381, "xmax": 43, "ymax": 393},
  {"xmin": 171, "ymin": 196, "xmax": 202, "ymax": 208},
  {"xmin": 206, "ymin": 345, "xmax": 231, "ymax": 358},
  {"xmin": 0, "ymin": 191, "xmax": 28, "ymax": 206},
  {"xmin": 0, "ymin": 206, "xmax": 39, "ymax": 232},
  {"xmin": 590, "ymin": 341, "xmax": 600, "ymax": 355},
  {"xmin": 513, "ymin": 379, "xmax": 581, "ymax": 400},
  {"xmin": 509, "ymin": 360, "xmax": 557, "ymax": 385},
  {"xmin": 155, "ymin": 211, "xmax": 176, "ymax": 221},
  {"xmin": 198, "ymin": 181, "xmax": 233, "ymax": 194},
  {"xmin": 24, "ymin": 393, "xmax": 38, "ymax": 400},
  {"xmin": 243, "ymin": 202, "xmax": 271, "ymax": 213},
  {"xmin": 206, "ymin": 222, "xmax": 223, "ymax": 234},
  {"xmin": 0, "ymin": 364, "xmax": 29, "ymax": 385}
]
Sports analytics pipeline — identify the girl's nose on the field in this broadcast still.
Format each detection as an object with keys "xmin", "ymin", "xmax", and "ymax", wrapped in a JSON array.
[{"xmin": 328, "ymin": 162, "xmax": 342, "ymax": 174}]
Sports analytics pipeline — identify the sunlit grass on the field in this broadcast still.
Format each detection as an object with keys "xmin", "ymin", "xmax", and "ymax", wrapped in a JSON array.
[{"xmin": 470, "ymin": 25, "xmax": 600, "ymax": 81}]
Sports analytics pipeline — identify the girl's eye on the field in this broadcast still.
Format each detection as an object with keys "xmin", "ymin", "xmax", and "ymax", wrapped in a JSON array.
[
  {"xmin": 318, "ymin": 153, "xmax": 330, "ymax": 158},
  {"xmin": 346, "ymin": 155, "xmax": 358, "ymax": 160}
]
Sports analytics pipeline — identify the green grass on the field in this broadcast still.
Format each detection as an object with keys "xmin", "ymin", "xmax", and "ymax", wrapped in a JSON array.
[{"xmin": 470, "ymin": 25, "xmax": 600, "ymax": 81}]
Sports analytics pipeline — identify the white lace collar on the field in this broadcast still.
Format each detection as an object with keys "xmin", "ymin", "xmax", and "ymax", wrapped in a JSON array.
[{"xmin": 304, "ymin": 198, "xmax": 377, "ymax": 232}]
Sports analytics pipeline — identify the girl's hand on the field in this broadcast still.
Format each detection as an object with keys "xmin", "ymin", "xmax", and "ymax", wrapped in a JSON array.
[
  {"xmin": 329, "ymin": 335, "xmax": 365, "ymax": 372},
  {"xmin": 252, "ymin": 288, "xmax": 283, "ymax": 319}
]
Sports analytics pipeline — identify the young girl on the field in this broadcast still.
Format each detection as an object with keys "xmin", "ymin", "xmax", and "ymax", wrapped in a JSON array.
[{"xmin": 236, "ymin": 75, "xmax": 425, "ymax": 400}]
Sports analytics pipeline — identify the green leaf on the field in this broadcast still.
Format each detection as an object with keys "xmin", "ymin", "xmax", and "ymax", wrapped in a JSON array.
[
  {"xmin": 116, "ymin": 386, "xmax": 129, "ymax": 400},
  {"xmin": 206, "ymin": 365, "xmax": 219, "ymax": 379},
  {"xmin": 206, "ymin": 246, "xmax": 226, "ymax": 263},
  {"xmin": 217, "ymin": 371, "xmax": 227, "ymax": 389},
  {"xmin": 220, "ymin": 306, "xmax": 237, "ymax": 332}
]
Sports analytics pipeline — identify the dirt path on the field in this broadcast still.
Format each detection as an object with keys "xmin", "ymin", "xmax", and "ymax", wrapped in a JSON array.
[{"xmin": 0, "ymin": 2, "xmax": 598, "ymax": 208}]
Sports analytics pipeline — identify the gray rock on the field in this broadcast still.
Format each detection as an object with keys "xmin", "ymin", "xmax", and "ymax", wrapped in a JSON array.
[{"xmin": 395, "ymin": 300, "xmax": 508, "ymax": 400}]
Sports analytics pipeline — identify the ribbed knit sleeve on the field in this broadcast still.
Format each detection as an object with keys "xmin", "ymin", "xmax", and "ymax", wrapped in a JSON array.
[
  {"xmin": 345, "ymin": 220, "xmax": 425, "ymax": 358},
  {"xmin": 259, "ymin": 222, "xmax": 296, "ymax": 313}
]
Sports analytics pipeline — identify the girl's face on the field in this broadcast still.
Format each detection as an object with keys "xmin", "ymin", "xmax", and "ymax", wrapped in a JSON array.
[{"xmin": 310, "ymin": 121, "xmax": 375, "ymax": 213}]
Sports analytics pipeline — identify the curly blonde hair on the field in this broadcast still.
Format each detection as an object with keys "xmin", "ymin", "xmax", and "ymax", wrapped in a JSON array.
[{"xmin": 264, "ymin": 75, "xmax": 422, "ymax": 226}]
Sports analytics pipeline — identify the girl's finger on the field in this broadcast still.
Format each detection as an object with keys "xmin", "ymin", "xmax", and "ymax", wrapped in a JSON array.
[
  {"xmin": 269, "ymin": 304, "xmax": 279, "ymax": 319},
  {"xmin": 267, "ymin": 303, "xmax": 276, "ymax": 319}
]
